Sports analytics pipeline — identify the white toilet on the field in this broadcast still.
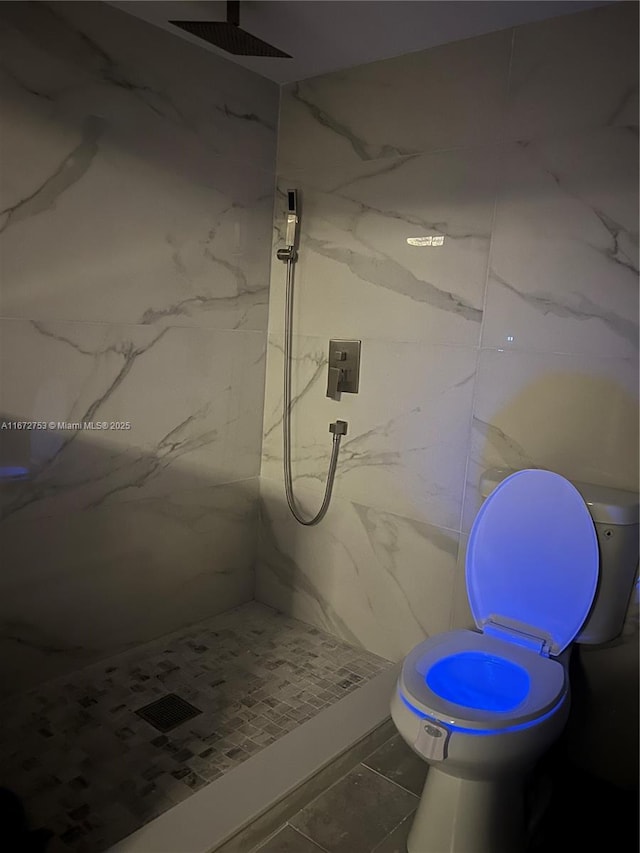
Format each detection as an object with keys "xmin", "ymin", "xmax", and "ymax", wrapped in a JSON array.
[{"xmin": 391, "ymin": 468, "xmax": 639, "ymax": 853}]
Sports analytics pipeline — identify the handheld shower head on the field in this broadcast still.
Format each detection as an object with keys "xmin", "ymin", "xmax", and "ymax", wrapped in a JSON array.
[
  {"xmin": 285, "ymin": 189, "xmax": 298, "ymax": 249},
  {"xmin": 277, "ymin": 189, "xmax": 299, "ymax": 262}
]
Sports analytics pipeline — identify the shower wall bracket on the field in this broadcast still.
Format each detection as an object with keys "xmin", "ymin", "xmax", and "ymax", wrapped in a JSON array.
[{"xmin": 327, "ymin": 339, "xmax": 361, "ymax": 400}]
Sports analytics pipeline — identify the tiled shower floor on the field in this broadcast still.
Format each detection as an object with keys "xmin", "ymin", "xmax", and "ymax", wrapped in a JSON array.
[{"xmin": 0, "ymin": 602, "xmax": 391, "ymax": 853}]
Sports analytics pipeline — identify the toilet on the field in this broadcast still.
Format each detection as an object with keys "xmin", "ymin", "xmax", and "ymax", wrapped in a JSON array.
[{"xmin": 391, "ymin": 468, "xmax": 639, "ymax": 853}]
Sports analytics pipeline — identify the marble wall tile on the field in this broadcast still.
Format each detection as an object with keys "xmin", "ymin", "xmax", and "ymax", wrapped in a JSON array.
[
  {"xmin": 0, "ymin": 2, "xmax": 276, "ymax": 331},
  {"xmin": 0, "ymin": 477, "xmax": 259, "ymax": 697},
  {"xmin": 270, "ymin": 146, "xmax": 500, "ymax": 346},
  {"xmin": 260, "ymin": 4, "xmax": 638, "ymax": 665},
  {"xmin": 257, "ymin": 477, "xmax": 459, "ymax": 662},
  {"xmin": 0, "ymin": 1, "xmax": 278, "ymax": 169},
  {"xmin": 483, "ymin": 128, "xmax": 639, "ymax": 357},
  {"xmin": 261, "ymin": 334, "xmax": 477, "ymax": 530},
  {"xmin": 450, "ymin": 533, "xmax": 475, "ymax": 632},
  {"xmin": 462, "ymin": 347, "xmax": 639, "ymax": 531},
  {"xmin": 277, "ymin": 28, "xmax": 512, "ymax": 172},
  {"xmin": 0, "ymin": 0, "xmax": 277, "ymax": 694},
  {"xmin": 0, "ymin": 319, "xmax": 266, "ymax": 522},
  {"xmin": 506, "ymin": 2, "xmax": 639, "ymax": 143}
]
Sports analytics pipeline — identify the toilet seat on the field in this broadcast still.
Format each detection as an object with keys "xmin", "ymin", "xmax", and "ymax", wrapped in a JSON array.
[
  {"xmin": 399, "ymin": 630, "xmax": 567, "ymax": 732},
  {"xmin": 467, "ymin": 469, "xmax": 599, "ymax": 656},
  {"xmin": 398, "ymin": 470, "xmax": 598, "ymax": 732}
]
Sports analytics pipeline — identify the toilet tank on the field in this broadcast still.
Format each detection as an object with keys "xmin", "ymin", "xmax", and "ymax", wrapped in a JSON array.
[{"xmin": 479, "ymin": 469, "xmax": 639, "ymax": 645}]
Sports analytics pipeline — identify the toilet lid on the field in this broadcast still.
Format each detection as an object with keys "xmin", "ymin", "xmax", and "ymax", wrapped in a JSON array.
[{"xmin": 466, "ymin": 469, "xmax": 599, "ymax": 656}]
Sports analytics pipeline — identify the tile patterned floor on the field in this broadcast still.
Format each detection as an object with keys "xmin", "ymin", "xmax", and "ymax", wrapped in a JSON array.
[
  {"xmin": 251, "ymin": 734, "xmax": 427, "ymax": 853},
  {"xmin": 252, "ymin": 732, "xmax": 640, "ymax": 853},
  {"xmin": 0, "ymin": 602, "xmax": 391, "ymax": 853}
]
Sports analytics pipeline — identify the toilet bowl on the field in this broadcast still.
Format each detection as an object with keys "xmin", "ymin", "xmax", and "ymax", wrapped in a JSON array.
[{"xmin": 391, "ymin": 469, "xmax": 605, "ymax": 853}]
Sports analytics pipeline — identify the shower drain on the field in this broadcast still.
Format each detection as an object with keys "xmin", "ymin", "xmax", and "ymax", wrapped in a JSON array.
[{"xmin": 135, "ymin": 693, "xmax": 202, "ymax": 733}]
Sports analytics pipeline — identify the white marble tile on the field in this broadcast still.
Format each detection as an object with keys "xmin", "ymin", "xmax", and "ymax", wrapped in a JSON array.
[
  {"xmin": 277, "ymin": 27, "xmax": 511, "ymax": 171},
  {"xmin": 506, "ymin": 2, "xmax": 639, "ymax": 142},
  {"xmin": 261, "ymin": 334, "xmax": 477, "ymax": 530},
  {"xmin": 0, "ymin": 0, "xmax": 278, "ymax": 169},
  {"xmin": 269, "ymin": 147, "xmax": 499, "ymax": 346},
  {"xmin": 0, "ymin": 319, "xmax": 266, "ymax": 521},
  {"xmin": 450, "ymin": 533, "xmax": 475, "ymax": 632},
  {"xmin": 461, "ymin": 348, "xmax": 639, "ymax": 531},
  {"xmin": 0, "ymin": 478, "xmax": 259, "ymax": 697},
  {"xmin": 0, "ymin": 2, "xmax": 276, "ymax": 330},
  {"xmin": 256, "ymin": 477, "xmax": 458, "ymax": 661},
  {"xmin": 483, "ymin": 129, "xmax": 639, "ymax": 357}
]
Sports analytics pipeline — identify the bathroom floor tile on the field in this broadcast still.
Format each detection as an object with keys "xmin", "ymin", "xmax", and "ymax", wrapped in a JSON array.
[
  {"xmin": 370, "ymin": 813, "xmax": 415, "ymax": 853},
  {"xmin": 256, "ymin": 825, "xmax": 328, "ymax": 852},
  {"xmin": 0, "ymin": 603, "xmax": 390, "ymax": 852},
  {"xmin": 362, "ymin": 733, "xmax": 428, "ymax": 796},
  {"xmin": 289, "ymin": 765, "xmax": 418, "ymax": 853}
]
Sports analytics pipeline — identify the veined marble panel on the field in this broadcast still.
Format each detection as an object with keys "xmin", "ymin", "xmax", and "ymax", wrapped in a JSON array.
[
  {"xmin": 0, "ymin": 2, "xmax": 276, "ymax": 330},
  {"xmin": 450, "ymin": 533, "xmax": 474, "ymax": 632},
  {"xmin": 0, "ymin": 477, "xmax": 259, "ymax": 698},
  {"xmin": 0, "ymin": 319, "xmax": 266, "ymax": 522},
  {"xmin": 261, "ymin": 334, "xmax": 477, "ymax": 530},
  {"xmin": 277, "ymin": 28, "xmax": 511, "ymax": 171},
  {"xmin": 462, "ymin": 348, "xmax": 639, "ymax": 531},
  {"xmin": 506, "ymin": 2, "xmax": 639, "ymax": 143},
  {"xmin": 483, "ymin": 129, "xmax": 639, "ymax": 357},
  {"xmin": 256, "ymin": 477, "xmax": 459, "ymax": 662},
  {"xmin": 269, "ymin": 147, "xmax": 499, "ymax": 346},
  {"xmin": 0, "ymin": 1, "xmax": 278, "ymax": 169}
]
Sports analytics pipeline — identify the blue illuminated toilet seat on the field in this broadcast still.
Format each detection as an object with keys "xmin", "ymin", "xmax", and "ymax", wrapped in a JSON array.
[
  {"xmin": 400, "ymin": 629, "xmax": 566, "ymax": 732},
  {"xmin": 398, "ymin": 470, "xmax": 598, "ymax": 733},
  {"xmin": 466, "ymin": 469, "xmax": 599, "ymax": 657}
]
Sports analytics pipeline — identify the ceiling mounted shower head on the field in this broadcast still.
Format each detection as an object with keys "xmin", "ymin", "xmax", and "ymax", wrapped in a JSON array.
[{"xmin": 170, "ymin": 1, "xmax": 292, "ymax": 58}]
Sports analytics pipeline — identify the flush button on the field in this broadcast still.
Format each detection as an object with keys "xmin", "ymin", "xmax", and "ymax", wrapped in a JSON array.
[{"xmin": 415, "ymin": 720, "xmax": 449, "ymax": 761}]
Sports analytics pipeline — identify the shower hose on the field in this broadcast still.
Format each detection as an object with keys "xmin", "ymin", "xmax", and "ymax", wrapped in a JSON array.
[{"xmin": 281, "ymin": 253, "xmax": 346, "ymax": 525}]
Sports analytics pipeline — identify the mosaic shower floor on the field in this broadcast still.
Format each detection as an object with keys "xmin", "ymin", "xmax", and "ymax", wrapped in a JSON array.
[{"xmin": 0, "ymin": 602, "xmax": 392, "ymax": 853}]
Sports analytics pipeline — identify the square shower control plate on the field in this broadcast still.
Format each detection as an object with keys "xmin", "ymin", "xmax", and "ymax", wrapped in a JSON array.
[{"xmin": 328, "ymin": 339, "xmax": 361, "ymax": 394}]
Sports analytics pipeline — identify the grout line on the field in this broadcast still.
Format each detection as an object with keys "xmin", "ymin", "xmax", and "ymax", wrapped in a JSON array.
[
  {"xmin": 370, "ymin": 810, "xmax": 418, "ymax": 853},
  {"xmin": 0, "ymin": 315, "xmax": 270, "ymax": 335},
  {"xmin": 286, "ymin": 824, "xmax": 331, "ymax": 852},
  {"xmin": 270, "ymin": 735, "xmax": 396, "ymax": 824},
  {"xmin": 250, "ymin": 821, "xmax": 329, "ymax": 853},
  {"xmin": 359, "ymin": 761, "xmax": 422, "ymax": 800},
  {"xmin": 279, "ymin": 750, "xmax": 420, "ymax": 831},
  {"xmin": 453, "ymin": 125, "xmax": 505, "ymax": 568}
]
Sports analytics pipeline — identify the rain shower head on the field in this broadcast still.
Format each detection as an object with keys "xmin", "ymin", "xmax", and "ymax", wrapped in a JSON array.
[{"xmin": 170, "ymin": 1, "xmax": 292, "ymax": 58}]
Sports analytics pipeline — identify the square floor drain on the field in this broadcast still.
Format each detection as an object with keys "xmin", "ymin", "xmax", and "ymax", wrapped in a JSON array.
[{"xmin": 135, "ymin": 693, "xmax": 202, "ymax": 733}]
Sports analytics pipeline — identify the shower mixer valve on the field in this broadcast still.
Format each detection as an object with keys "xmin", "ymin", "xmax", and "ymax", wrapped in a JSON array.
[{"xmin": 327, "ymin": 339, "xmax": 361, "ymax": 400}]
